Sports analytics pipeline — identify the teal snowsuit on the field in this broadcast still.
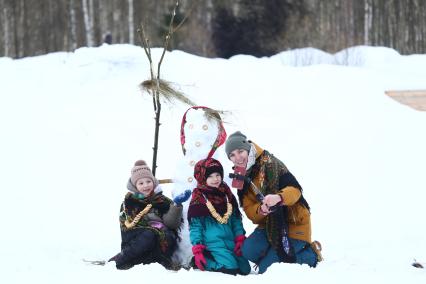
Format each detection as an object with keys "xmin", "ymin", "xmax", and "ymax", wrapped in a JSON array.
[{"xmin": 189, "ymin": 210, "xmax": 251, "ymax": 274}]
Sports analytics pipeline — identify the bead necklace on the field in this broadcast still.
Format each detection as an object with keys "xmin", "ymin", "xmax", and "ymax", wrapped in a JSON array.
[
  {"xmin": 124, "ymin": 204, "xmax": 153, "ymax": 229},
  {"xmin": 203, "ymin": 193, "xmax": 232, "ymax": 224}
]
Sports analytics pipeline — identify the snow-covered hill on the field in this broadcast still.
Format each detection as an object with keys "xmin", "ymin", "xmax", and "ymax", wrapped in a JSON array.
[{"xmin": 0, "ymin": 44, "xmax": 425, "ymax": 283}]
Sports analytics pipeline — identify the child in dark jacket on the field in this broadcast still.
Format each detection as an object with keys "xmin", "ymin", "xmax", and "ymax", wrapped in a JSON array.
[
  {"xmin": 109, "ymin": 160, "xmax": 191, "ymax": 270},
  {"xmin": 187, "ymin": 158, "xmax": 251, "ymax": 275}
]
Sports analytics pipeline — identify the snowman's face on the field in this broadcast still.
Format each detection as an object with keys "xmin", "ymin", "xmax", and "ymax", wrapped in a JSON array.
[
  {"xmin": 206, "ymin": 172, "xmax": 222, "ymax": 188},
  {"xmin": 229, "ymin": 149, "xmax": 249, "ymax": 168}
]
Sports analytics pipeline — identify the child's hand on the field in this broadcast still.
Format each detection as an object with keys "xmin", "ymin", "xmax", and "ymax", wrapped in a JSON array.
[
  {"xmin": 173, "ymin": 190, "xmax": 192, "ymax": 205},
  {"xmin": 234, "ymin": 235, "xmax": 246, "ymax": 256},
  {"xmin": 192, "ymin": 244, "xmax": 207, "ymax": 271}
]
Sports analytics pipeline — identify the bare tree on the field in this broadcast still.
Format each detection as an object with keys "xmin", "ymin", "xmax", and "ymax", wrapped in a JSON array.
[
  {"xmin": 2, "ymin": 0, "xmax": 426, "ymax": 58},
  {"xmin": 364, "ymin": 0, "xmax": 372, "ymax": 44},
  {"xmin": 128, "ymin": 0, "xmax": 134, "ymax": 44},
  {"xmin": 2, "ymin": 4, "xmax": 10, "ymax": 57},
  {"xmin": 82, "ymin": 0, "xmax": 94, "ymax": 46},
  {"xmin": 69, "ymin": 0, "xmax": 78, "ymax": 50}
]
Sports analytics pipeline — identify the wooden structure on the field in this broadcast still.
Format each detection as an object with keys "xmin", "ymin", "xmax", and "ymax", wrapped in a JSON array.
[{"xmin": 385, "ymin": 90, "xmax": 426, "ymax": 111}]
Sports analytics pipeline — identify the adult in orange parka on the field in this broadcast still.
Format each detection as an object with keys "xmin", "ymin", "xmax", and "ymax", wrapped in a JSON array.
[{"xmin": 225, "ymin": 131, "xmax": 322, "ymax": 274}]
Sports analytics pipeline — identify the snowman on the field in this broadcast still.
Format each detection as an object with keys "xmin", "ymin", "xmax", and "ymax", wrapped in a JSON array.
[{"xmin": 170, "ymin": 106, "xmax": 232, "ymax": 266}]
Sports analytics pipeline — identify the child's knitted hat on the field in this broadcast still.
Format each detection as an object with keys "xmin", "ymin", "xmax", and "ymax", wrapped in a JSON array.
[{"xmin": 130, "ymin": 160, "xmax": 158, "ymax": 188}]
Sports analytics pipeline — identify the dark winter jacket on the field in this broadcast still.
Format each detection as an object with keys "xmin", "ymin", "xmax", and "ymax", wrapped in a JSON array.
[{"xmin": 115, "ymin": 183, "xmax": 183, "ymax": 269}]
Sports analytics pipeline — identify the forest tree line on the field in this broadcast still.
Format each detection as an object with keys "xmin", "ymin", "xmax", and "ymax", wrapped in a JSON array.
[{"xmin": 1, "ymin": 0, "xmax": 425, "ymax": 59}]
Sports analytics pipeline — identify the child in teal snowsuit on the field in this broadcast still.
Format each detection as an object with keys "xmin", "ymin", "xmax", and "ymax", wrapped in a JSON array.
[{"xmin": 187, "ymin": 158, "xmax": 251, "ymax": 275}]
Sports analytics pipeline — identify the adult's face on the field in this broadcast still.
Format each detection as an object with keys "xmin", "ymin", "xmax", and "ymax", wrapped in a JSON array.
[{"xmin": 229, "ymin": 148, "xmax": 249, "ymax": 168}]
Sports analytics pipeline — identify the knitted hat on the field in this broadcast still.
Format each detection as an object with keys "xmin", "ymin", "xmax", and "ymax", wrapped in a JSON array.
[
  {"xmin": 225, "ymin": 131, "xmax": 251, "ymax": 158},
  {"xmin": 130, "ymin": 160, "xmax": 158, "ymax": 187},
  {"xmin": 205, "ymin": 165, "xmax": 224, "ymax": 180},
  {"xmin": 194, "ymin": 158, "xmax": 224, "ymax": 185}
]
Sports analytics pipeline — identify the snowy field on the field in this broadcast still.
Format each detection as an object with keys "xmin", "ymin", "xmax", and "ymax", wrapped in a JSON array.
[{"xmin": 0, "ymin": 44, "xmax": 425, "ymax": 283}]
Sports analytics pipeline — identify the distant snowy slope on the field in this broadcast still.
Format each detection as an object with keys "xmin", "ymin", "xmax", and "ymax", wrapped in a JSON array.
[{"xmin": 0, "ymin": 44, "xmax": 425, "ymax": 284}]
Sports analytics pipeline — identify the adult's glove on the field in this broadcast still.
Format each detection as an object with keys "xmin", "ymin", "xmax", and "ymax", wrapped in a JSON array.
[
  {"xmin": 234, "ymin": 235, "xmax": 246, "ymax": 257},
  {"xmin": 192, "ymin": 244, "xmax": 207, "ymax": 271},
  {"xmin": 173, "ymin": 189, "xmax": 192, "ymax": 205}
]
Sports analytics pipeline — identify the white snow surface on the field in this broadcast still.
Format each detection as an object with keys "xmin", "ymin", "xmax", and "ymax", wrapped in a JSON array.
[{"xmin": 1, "ymin": 44, "xmax": 426, "ymax": 283}]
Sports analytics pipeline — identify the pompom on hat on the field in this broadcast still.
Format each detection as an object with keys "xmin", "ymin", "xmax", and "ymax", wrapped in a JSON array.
[
  {"xmin": 130, "ymin": 160, "xmax": 158, "ymax": 188},
  {"xmin": 225, "ymin": 131, "xmax": 251, "ymax": 158}
]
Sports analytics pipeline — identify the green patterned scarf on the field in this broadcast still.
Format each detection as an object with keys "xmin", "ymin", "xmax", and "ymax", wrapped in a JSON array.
[{"xmin": 249, "ymin": 150, "xmax": 296, "ymax": 263}]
